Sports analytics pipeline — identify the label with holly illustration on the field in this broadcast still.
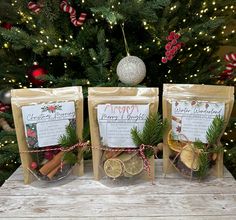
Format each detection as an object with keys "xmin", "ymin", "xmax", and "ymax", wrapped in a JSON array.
[
  {"xmin": 171, "ymin": 100, "xmax": 225, "ymax": 143},
  {"xmin": 22, "ymin": 102, "xmax": 76, "ymax": 148},
  {"xmin": 97, "ymin": 104, "xmax": 149, "ymax": 148}
]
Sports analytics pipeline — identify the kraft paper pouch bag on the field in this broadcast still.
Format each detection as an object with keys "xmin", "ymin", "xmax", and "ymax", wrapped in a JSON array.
[
  {"xmin": 88, "ymin": 87, "xmax": 159, "ymax": 183},
  {"xmin": 163, "ymin": 84, "xmax": 234, "ymax": 179},
  {"xmin": 11, "ymin": 87, "xmax": 84, "ymax": 184}
]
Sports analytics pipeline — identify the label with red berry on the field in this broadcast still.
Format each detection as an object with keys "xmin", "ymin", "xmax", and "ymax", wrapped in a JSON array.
[
  {"xmin": 171, "ymin": 100, "xmax": 225, "ymax": 143},
  {"xmin": 22, "ymin": 101, "xmax": 76, "ymax": 148}
]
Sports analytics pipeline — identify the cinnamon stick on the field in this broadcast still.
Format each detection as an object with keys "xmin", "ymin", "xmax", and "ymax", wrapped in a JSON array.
[
  {"xmin": 39, "ymin": 151, "xmax": 64, "ymax": 175},
  {"xmin": 47, "ymin": 163, "xmax": 62, "ymax": 180},
  {"xmin": 105, "ymin": 149, "xmax": 123, "ymax": 159}
]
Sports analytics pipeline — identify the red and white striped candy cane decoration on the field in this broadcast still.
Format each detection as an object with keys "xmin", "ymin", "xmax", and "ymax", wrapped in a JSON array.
[
  {"xmin": 28, "ymin": 1, "xmax": 42, "ymax": 13},
  {"xmin": 60, "ymin": 0, "xmax": 87, "ymax": 27},
  {"xmin": 225, "ymin": 53, "xmax": 236, "ymax": 63},
  {"xmin": 223, "ymin": 53, "xmax": 236, "ymax": 75}
]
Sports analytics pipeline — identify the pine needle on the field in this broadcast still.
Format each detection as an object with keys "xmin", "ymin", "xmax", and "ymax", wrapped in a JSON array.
[
  {"xmin": 131, "ymin": 129, "xmax": 143, "ymax": 147},
  {"xmin": 59, "ymin": 124, "xmax": 78, "ymax": 148},
  {"xmin": 193, "ymin": 140, "xmax": 205, "ymax": 150},
  {"xmin": 206, "ymin": 116, "xmax": 224, "ymax": 145},
  {"xmin": 194, "ymin": 116, "xmax": 225, "ymax": 179},
  {"xmin": 196, "ymin": 153, "xmax": 209, "ymax": 179},
  {"xmin": 131, "ymin": 113, "xmax": 167, "ymax": 146}
]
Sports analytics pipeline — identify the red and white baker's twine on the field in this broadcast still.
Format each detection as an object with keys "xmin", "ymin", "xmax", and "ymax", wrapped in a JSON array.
[
  {"xmin": 223, "ymin": 53, "xmax": 236, "ymax": 77},
  {"xmin": 28, "ymin": 1, "xmax": 42, "ymax": 13},
  {"xmin": 20, "ymin": 142, "xmax": 89, "ymax": 153},
  {"xmin": 60, "ymin": 0, "xmax": 87, "ymax": 27}
]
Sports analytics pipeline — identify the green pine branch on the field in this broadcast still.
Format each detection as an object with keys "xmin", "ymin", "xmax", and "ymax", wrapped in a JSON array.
[
  {"xmin": 44, "ymin": 74, "xmax": 89, "ymax": 87},
  {"xmin": 59, "ymin": 124, "xmax": 78, "ymax": 148},
  {"xmin": 131, "ymin": 112, "xmax": 167, "ymax": 147},
  {"xmin": 0, "ymin": 130, "xmax": 16, "ymax": 140},
  {"xmin": 196, "ymin": 152, "xmax": 209, "ymax": 179},
  {"xmin": 85, "ymin": 29, "xmax": 111, "ymax": 85},
  {"xmin": 192, "ymin": 116, "xmax": 225, "ymax": 179},
  {"xmin": 193, "ymin": 140, "xmax": 205, "ymax": 150},
  {"xmin": 0, "ymin": 143, "xmax": 20, "ymax": 167},
  {"xmin": 58, "ymin": 124, "xmax": 79, "ymax": 165},
  {"xmin": 0, "ymin": 112, "xmax": 13, "ymax": 120},
  {"xmin": 206, "ymin": 115, "xmax": 225, "ymax": 145},
  {"xmin": 91, "ymin": 6, "xmax": 124, "ymax": 24}
]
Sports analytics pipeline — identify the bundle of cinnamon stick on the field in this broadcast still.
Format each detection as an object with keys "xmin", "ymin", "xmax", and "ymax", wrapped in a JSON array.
[{"xmin": 39, "ymin": 151, "xmax": 64, "ymax": 179}]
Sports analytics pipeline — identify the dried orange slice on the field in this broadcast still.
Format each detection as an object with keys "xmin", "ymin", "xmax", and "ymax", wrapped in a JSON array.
[
  {"xmin": 167, "ymin": 130, "xmax": 186, "ymax": 152},
  {"xmin": 104, "ymin": 158, "xmax": 123, "ymax": 178},
  {"xmin": 122, "ymin": 154, "xmax": 143, "ymax": 176}
]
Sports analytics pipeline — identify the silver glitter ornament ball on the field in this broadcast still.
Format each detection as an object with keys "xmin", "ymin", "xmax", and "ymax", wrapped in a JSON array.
[
  {"xmin": 0, "ymin": 89, "xmax": 11, "ymax": 104},
  {"xmin": 116, "ymin": 56, "xmax": 146, "ymax": 85}
]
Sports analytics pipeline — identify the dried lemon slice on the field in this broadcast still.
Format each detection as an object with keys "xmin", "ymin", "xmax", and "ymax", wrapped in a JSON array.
[
  {"xmin": 123, "ymin": 171, "xmax": 133, "ymax": 178},
  {"xmin": 122, "ymin": 154, "xmax": 143, "ymax": 176},
  {"xmin": 104, "ymin": 158, "xmax": 123, "ymax": 178},
  {"xmin": 180, "ymin": 143, "xmax": 200, "ymax": 171},
  {"xmin": 167, "ymin": 130, "xmax": 186, "ymax": 152}
]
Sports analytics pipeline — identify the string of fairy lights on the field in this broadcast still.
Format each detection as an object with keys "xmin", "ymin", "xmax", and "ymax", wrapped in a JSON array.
[
  {"xmin": 1, "ymin": 0, "xmax": 235, "ymax": 85},
  {"xmin": 0, "ymin": 0, "xmax": 235, "ymax": 164},
  {"xmin": 0, "ymin": 1, "xmax": 235, "ymax": 83}
]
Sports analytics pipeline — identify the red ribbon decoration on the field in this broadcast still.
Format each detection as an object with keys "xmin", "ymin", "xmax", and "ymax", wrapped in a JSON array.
[{"xmin": 60, "ymin": 0, "xmax": 87, "ymax": 27}]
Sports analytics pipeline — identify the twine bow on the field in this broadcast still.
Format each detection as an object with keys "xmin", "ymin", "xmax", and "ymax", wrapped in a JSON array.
[{"xmin": 139, "ymin": 144, "xmax": 151, "ymax": 177}]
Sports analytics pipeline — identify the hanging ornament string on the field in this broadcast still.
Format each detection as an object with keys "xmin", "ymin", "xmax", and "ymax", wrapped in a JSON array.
[
  {"xmin": 223, "ymin": 53, "xmax": 236, "ymax": 76},
  {"xmin": 28, "ymin": 1, "xmax": 42, "ymax": 13},
  {"xmin": 60, "ymin": 0, "xmax": 87, "ymax": 27},
  {"xmin": 121, "ymin": 23, "xmax": 130, "ymax": 56}
]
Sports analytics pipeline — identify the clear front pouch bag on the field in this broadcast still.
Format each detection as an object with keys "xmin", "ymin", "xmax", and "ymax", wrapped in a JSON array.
[
  {"xmin": 163, "ymin": 84, "xmax": 234, "ymax": 179},
  {"xmin": 11, "ymin": 87, "xmax": 84, "ymax": 184},
  {"xmin": 88, "ymin": 87, "xmax": 159, "ymax": 185}
]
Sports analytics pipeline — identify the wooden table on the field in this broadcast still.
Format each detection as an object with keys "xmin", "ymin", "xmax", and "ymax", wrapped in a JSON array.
[{"xmin": 0, "ymin": 160, "xmax": 236, "ymax": 219}]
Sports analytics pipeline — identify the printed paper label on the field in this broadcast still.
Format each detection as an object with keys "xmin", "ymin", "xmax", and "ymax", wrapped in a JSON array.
[
  {"xmin": 22, "ymin": 102, "xmax": 76, "ymax": 148},
  {"xmin": 171, "ymin": 100, "xmax": 225, "ymax": 143},
  {"xmin": 97, "ymin": 104, "xmax": 149, "ymax": 148}
]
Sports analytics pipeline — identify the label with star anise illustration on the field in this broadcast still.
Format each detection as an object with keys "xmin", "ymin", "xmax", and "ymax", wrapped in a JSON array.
[{"xmin": 171, "ymin": 100, "xmax": 225, "ymax": 143}]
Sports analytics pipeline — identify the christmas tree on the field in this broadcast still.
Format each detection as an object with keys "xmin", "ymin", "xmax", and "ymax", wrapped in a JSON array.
[{"xmin": 0, "ymin": 0, "xmax": 235, "ymax": 185}]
